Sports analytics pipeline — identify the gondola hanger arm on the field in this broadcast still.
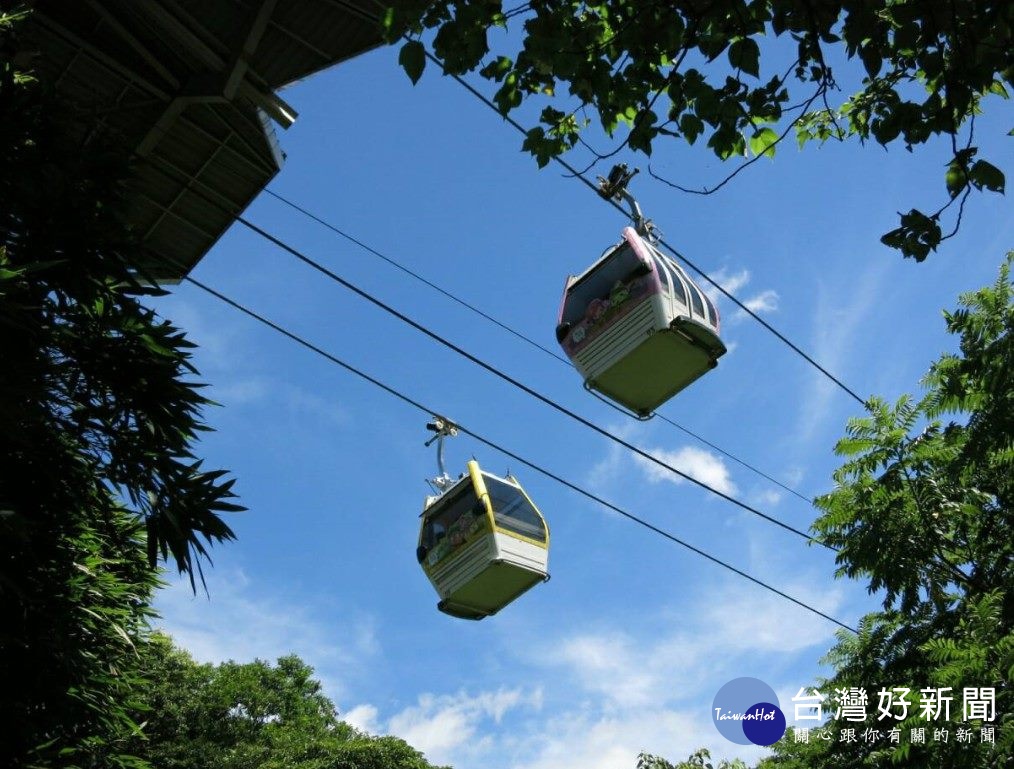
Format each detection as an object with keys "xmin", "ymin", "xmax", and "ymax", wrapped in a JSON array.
[
  {"xmin": 425, "ymin": 416, "xmax": 458, "ymax": 494},
  {"xmin": 596, "ymin": 164, "xmax": 658, "ymax": 242}
]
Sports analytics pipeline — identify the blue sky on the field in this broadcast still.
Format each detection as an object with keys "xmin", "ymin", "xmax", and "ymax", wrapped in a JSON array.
[{"xmin": 149, "ymin": 35, "xmax": 1012, "ymax": 769}]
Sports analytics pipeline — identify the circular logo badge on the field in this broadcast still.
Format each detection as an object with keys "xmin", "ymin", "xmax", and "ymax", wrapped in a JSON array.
[{"xmin": 712, "ymin": 677, "xmax": 786, "ymax": 746}]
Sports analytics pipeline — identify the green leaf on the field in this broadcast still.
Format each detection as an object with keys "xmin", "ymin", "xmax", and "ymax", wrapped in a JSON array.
[
  {"xmin": 398, "ymin": 40, "xmax": 426, "ymax": 85},
  {"xmin": 968, "ymin": 159, "xmax": 1005, "ymax": 193},
  {"xmin": 628, "ymin": 109, "xmax": 658, "ymax": 155},
  {"xmin": 945, "ymin": 163, "xmax": 967, "ymax": 198},
  {"xmin": 860, "ymin": 45, "xmax": 882, "ymax": 79},
  {"xmin": 694, "ymin": 85, "xmax": 720, "ymax": 124},
  {"xmin": 521, "ymin": 127, "xmax": 553, "ymax": 167},
  {"xmin": 479, "ymin": 55, "xmax": 513, "ymax": 83},
  {"xmin": 881, "ymin": 208, "xmax": 942, "ymax": 261},
  {"xmin": 728, "ymin": 38, "xmax": 760, "ymax": 77},
  {"xmin": 617, "ymin": 105, "xmax": 639, "ymax": 128},
  {"xmin": 494, "ymin": 74, "xmax": 522, "ymax": 114},
  {"xmin": 749, "ymin": 127, "xmax": 778, "ymax": 158},
  {"xmin": 679, "ymin": 113, "xmax": 704, "ymax": 144}
]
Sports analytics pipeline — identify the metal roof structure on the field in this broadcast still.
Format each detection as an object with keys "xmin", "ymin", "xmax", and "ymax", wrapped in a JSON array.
[{"xmin": 23, "ymin": 0, "xmax": 385, "ymax": 281}]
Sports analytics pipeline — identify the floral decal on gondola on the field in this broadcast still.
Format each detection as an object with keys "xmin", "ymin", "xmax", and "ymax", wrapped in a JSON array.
[
  {"xmin": 426, "ymin": 508, "xmax": 488, "ymax": 567},
  {"xmin": 563, "ymin": 273, "xmax": 657, "ymax": 354}
]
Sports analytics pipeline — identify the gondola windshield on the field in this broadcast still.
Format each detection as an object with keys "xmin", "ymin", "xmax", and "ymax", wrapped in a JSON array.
[
  {"xmin": 485, "ymin": 475, "xmax": 547, "ymax": 543},
  {"xmin": 560, "ymin": 243, "xmax": 647, "ymax": 329}
]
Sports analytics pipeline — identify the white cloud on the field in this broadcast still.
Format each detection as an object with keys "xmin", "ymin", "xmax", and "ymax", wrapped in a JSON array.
[
  {"xmin": 797, "ymin": 262, "xmax": 888, "ymax": 443},
  {"xmin": 537, "ymin": 575, "xmax": 841, "ymax": 715},
  {"xmin": 206, "ymin": 377, "xmax": 348, "ymax": 426},
  {"xmin": 695, "ymin": 581, "xmax": 845, "ymax": 655},
  {"xmin": 702, "ymin": 267, "xmax": 779, "ymax": 326},
  {"xmin": 736, "ymin": 289, "xmax": 779, "ymax": 319},
  {"xmin": 213, "ymin": 377, "xmax": 272, "ymax": 405},
  {"xmin": 783, "ymin": 466, "xmax": 805, "ymax": 489},
  {"xmin": 343, "ymin": 703, "xmax": 380, "ymax": 733},
  {"xmin": 551, "ymin": 633, "xmax": 663, "ymax": 709},
  {"xmin": 154, "ymin": 298, "xmax": 245, "ymax": 373},
  {"xmin": 514, "ymin": 708, "xmax": 742, "ymax": 769},
  {"xmin": 751, "ymin": 489, "xmax": 783, "ymax": 508},
  {"xmin": 150, "ymin": 300, "xmax": 349, "ymax": 426},
  {"xmin": 384, "ymin": 688, "xmax": 541, "ymax": 766},
  {"xmin": 704, "ymin": 268, "xmax": 751, "ymax": 304},
  {"xmin": 634, "ymin": 446, "xmax": 738, "ymax": 496},
  {"xmin": 343, "ymin": 575, "xmax": 844, "ymax": 769},
  {"xmin": 586, "ymin": 442, "xmax": 626, "ymax": 491},
  {"xmin": 282, "ymin": 385, "xmax": 349, "ymax": 426},
  {"xmin": 584, "ymin": 422, "xmax": 645, "ymax": 493}
]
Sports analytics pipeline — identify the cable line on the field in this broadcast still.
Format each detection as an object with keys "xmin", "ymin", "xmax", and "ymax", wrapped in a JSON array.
[
  {"xmin": 229, "ymin": 208, "xmax": 828, "ymax": 548},
  {"xmin": 181, "ymin": 272, "xmax": 858, "ymax": 634},
  {"xmin": 159, "ymin": 149, "xmax": 828, "ymax": 546},
  {"xmin": 128, "ymin": 92, "xmax": 827, "ymax": 504},
  {"xmin": 264, "ymin": 188, "xmax": 565, "ymax": 362},
  {"xmin": 143, "ymin": 156, "xmax": 826, "ymax": 555},
  {"xmin": 310, "ymin": 0, "xmax": 866, "ymax": 406},
  {"xmin": 418, "ymin": 50, "xmax": 868, "ymax": 408},
  {"xmin": 265, "ymin": 187, "xmax": 813, "ymax": 505}
]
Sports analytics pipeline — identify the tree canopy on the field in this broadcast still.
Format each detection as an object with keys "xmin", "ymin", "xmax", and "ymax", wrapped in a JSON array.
[
  {"xmin": 1, "ymin": 9, "xmax": 239, "ymax": 765},
  {"xmin": 639, "ymin": 255, "xmax": 1011, "ymax": 767},
  {"xmin": 756, "ymin": 253, "xmax": 1013, "ymax": 766},
  {"xmin": 126, "ymin": 635, "xmax": 448, "ymax": 769},
  {"xmin": 639, "ymin": 748, "xmax": 749, "ymax": 769},
  {"xmin": 386, "ymin": 0, "xmax": 1011, "ymax": 260}
]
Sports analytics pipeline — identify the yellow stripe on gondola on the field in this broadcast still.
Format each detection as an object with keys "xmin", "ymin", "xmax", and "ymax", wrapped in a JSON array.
[
  {"xmin": 483, "ymin": 470, "xmax": 550, "ymax": 550},
  {"xmin": 420, "ymin": 464, "xmax": 493, "ymax": 577},
  {"xmin": 466, "ymin": 460, "xmax": 498, "ymax": 539},
  {"xmin": 517, "ymin": 484, "xmax": 550, "ymax": 550},
  {"xmin": 467, "ymin": 460, "xmax": 494, "ymax": 523}
]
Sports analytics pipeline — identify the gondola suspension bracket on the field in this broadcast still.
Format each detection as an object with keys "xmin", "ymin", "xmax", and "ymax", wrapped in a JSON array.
[
  {"xmin": 597, "ymin": 164, "xmax": 658, "ymax": 242},
  {"xmin": 424, "ymin": 416, "xmax": 458, "ymax": 494}
]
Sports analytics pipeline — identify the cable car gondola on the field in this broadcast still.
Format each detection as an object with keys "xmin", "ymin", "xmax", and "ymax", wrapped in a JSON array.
[
  {"xmin": 555, "ymin": 166, "xmax": 727, "ymax": 418},
  {"xmin": 416, "ymin": 419, "xmax": 550, "ymax": 620}
]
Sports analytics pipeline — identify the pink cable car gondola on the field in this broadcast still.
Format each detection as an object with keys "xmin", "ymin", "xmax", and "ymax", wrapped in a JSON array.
[{"xmin": 555, "ymin": 167, "xmax": 727, "ymax": 418}]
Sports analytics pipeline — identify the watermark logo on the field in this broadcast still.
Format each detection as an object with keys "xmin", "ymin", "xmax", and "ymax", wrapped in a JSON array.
[{"xmin": 712, "ymin": 677, "xmax": 787, "ymax": 746}]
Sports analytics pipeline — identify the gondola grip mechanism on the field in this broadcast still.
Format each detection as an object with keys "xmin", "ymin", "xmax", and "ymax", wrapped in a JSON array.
[
  {"xmin": 596, "ymin": 163, "xmax": 658, "ymax": 242},
  {"xmin": 424, "ymin": 416, "xmax": 458, "ymax": 494}
]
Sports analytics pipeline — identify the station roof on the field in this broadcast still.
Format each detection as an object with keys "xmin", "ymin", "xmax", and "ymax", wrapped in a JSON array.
[{"xmin": 23, "ymin": 0, "xmax": 385, "ymax": 281}]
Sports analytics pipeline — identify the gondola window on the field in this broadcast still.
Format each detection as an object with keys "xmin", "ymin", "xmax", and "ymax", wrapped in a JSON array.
[{"xmin": 485, "ymin": 476, "xmax": 547, "ymax": 542}]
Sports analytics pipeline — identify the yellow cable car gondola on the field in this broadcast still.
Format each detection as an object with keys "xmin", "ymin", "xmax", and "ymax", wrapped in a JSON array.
[
  {"xmin": 416, "ymin": 419, "xmax": 549, "ymax": 620},
  {"xmin": 555, "ymin": 166, "xmax": 727, "ymax": 417}
]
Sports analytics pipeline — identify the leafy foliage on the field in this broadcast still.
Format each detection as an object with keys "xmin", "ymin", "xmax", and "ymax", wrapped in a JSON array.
[
  {"xmin": 638, "ymin": 747, "xmax": 749, "ymax": 769},
  {"xmin": 385, "ymin": 0, "xmax": 1012, "ymax": 260},
  {"xmin": 126, "ymin": 636, "xmax": 449, "ymax": 769},
  {"xmin": 1, "ymin": 10, "xmax": 240, "ymax": 766},
  {"xmin": 759, "ymin": 254, "xmax": 1014, "ymax": 767},
  {"xmin": 0, "ymin": 497, "xmax": 161, "ymax": 768},
  {"xmin": 0, "ymin": 7, "xmax": 240, "ymax": 587}
]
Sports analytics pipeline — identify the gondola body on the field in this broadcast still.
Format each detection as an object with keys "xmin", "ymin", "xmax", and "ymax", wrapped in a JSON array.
[
  {"xmin": 417, "ymin": 460, "xmax": 549, "ymax": 620},
  {"xmin": 556, "ymin": 226, "xmax": 727, "ymax": 417}
]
